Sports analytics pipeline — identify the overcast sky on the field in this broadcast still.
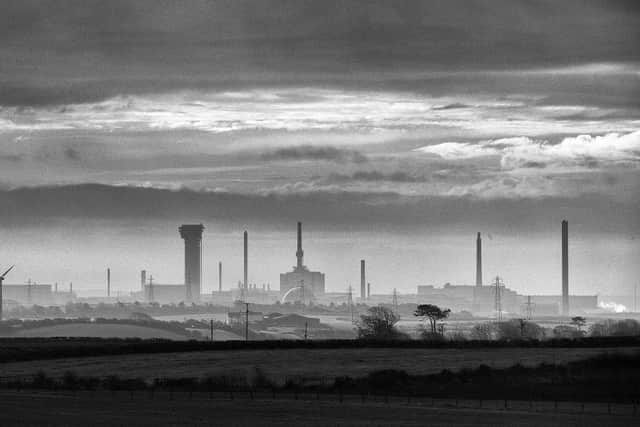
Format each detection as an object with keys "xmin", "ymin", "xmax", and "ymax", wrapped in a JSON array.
[{"xmin": 0, "ymin": 1, "xmax": 638, "ymax": 300}]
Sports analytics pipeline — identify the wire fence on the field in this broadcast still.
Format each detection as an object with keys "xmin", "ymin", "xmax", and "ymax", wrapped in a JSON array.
[{"xmin": 1, "ymin": 388, "xmax": 637, "ymax": 417}]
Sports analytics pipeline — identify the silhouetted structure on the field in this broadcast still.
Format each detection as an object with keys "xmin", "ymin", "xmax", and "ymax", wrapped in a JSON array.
[
  {"xmin": 280, "ymin": 222, "xmax": 325, "ymax": 302},
  {"xmin": 360, "ymin": 260, "xmax": 366, "ymax": 299},
  {"xmin": 476, "ymin": 232, "xmax": 482, "ymax": 286},
  {"xmin": 179, "ymin": 224, "xmax": 204, "ymax": 303},
  {"xmin": 562, "ymin": 219, "xmax": 569, "ymax": 315},
  {"xmin": 244, "ymin": 231, "xmax": 248, "ymax": 291},
  {"xmin": 107, "ymin": 268, "xmax": 111, "ymax": 297},
  {"xmin": 140, "ymin": 270, "xmax": 146, "ymax": 291},
  {"xmin": 218, "ymin": 261, "xmax": 222, "ymax": 292}
]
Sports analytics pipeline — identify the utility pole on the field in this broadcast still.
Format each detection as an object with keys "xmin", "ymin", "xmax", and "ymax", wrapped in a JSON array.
[
  {"xmin": 218, "ymin": 261, "xmax": 222, "ymax": 293},
  {"xmin": 210, "ymin": 319, "xmax": 214, "ymax": 342},
  {"xmin": 304, "ymin": 321, "xmax": 308, "ymax": 340},
  {"xmin": 107, "ymin": 268, "xmax": 111, "ymax": 298},
  {"xmin": 522, "ymin": 295, "xmax": 535, "ymax": 320},
  {"xmin": 493, "ymin": 276, "xmax": 504, "ymax": 322},
  {"xmin": 245, "ymin": 302, "xmax": 250, "ymax": 341},
  {"xmin": 392, "ymin": 288, "xmax": 399, "ymax": 314}
]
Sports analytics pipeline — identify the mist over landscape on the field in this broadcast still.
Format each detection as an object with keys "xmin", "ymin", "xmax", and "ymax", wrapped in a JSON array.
[{"xmin": 0, "ymin": 1, "xmax": 639, "ymax": 426}]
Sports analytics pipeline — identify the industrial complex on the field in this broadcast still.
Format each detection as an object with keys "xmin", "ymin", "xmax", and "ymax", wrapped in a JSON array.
[{"xmin": 0, "ymin": 219, "xmax": 600, "ymax": 317}]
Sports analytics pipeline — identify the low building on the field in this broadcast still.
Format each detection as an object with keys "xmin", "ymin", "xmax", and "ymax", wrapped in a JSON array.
[
  {"xmin": 2, "ymin": 284, "xmax": 54, "ymax": 306},
  {"xmin": 227, "ymin": 311, "xmax": 264, "ymax": 325},
  {"xmin": 143, "ymin": 283, "xmax": 186, "ymax": 304}
]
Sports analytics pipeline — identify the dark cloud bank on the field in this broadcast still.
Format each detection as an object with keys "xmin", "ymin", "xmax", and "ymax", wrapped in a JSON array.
[
  {"xmin": 1, "ymin": 184, "xmax": 637, "ymax": 235},
  {"xmin": 1, "ymin": 0, "xmax": 638, "ymax": 106}
]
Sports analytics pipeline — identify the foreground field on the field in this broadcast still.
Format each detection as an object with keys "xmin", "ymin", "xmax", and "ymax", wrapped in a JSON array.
[
  {"xmin": 0, "ymin": 391, "xmax": 634, "ymax": 427},
  {"xmin": 1, "ymin": 345, "xmax": 637, "ymax": 382},
  {"xmin": 8, "ymin": 323, "xmax": 191, "ymax": 340}
]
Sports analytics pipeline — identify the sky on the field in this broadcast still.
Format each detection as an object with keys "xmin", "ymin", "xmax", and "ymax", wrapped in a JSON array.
[{"xmin": 0, "ymin": 1, "xmax": 638, "ymax": 299}]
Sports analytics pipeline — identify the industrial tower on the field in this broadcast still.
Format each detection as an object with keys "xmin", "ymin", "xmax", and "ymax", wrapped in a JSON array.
[
  {"xmin": 179, "ymin": 224, "xmax": 204, "ymax": 303},
  {"xmin": 562, "ymin": 220, "xmax": 569, "ymax": 315}
]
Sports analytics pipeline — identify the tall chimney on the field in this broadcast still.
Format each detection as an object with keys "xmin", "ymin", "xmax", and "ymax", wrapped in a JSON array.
[
  {"xmin": 367, "ymin": 282, "xmax": 371, "ymax": 299},
  {"xmin": 179, "ymin": 224, "xmax": 205, "ymax": 303},
  {"xmin": 360, "ymin": 260, "xmax": 366, "ymax": 299},
  {"xmin": 107, "ymin": 268, "xmax": 111, "ymax": 297},
  {"xmin": 218, "ymin": 261, "xmax": 222, "ymax": 292},
  {"xmin": 141, "ymin": 270, "xmax": 146, "ymax": 291},
  {"xmin": 562, "ymin": 220, "xmax": 569, "ymax": 315},
  {"xmin": 296, "ymin": 221, "xmax": 304, "ymax": 270},
  {"xmin": 244, "ymin": 231, "xmax": 248, "ymax": 290},
  {"xmin": 476, "ymin": 232, "xmax": 482, "ymax": 287}
]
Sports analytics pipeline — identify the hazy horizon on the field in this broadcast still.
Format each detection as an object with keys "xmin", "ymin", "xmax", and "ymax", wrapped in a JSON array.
[{"xmin": 1, "ymin": 1, "xmax": 638, "ymax": 299}]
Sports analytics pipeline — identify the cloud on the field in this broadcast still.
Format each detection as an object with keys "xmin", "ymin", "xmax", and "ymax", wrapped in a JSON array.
[
  {"xmin": 1, "ymin": 1, "xmax": 639, "ymax": 108},
  {"xmin": 261, "ymin": 146, "xmax": 368, "ymax": 163},
  {"xmin": 328, "ymin": 171, "xmax": 428, "ymax": 183},
  {"xmin": 415, "ymin": 131, "xmax": 640, "ymax": 170},
  {"xmin": 0, "ymin": 183, "xmax": 637, "ymax": 235}
]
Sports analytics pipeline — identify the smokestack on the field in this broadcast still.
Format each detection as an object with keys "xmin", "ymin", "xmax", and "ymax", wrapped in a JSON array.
[
  {"xmin": 54, "ymin": 282, "xmax": 58, "ymax": 293},
  {"xmin": 476, "ymin": 232, "xmax": 482, "ymax": 287},
  {"xmin": 296, "ymin": 221, "xmax": 304, "ymax": 270},
  {"xmin": 360, "ymin": 260, "xmax": 366, "ymax": 299},
  {"xmin": 562, "ymin": 219, "xmax": 569, "ymax": 315},
  {"xmin": 218, "ymin": 261, "xmax": 222, "ymax": 292},
  {"xmin": 367, "ymin": 282, "xmax": 371, "ymax": 299},
  {"xmin": 244, "ymin": 231, "xmax": 248, "ymax": 290},
  {"xmin": 107, "ymin": 268, "xmax": 111, "ymax": 297},
  {"xmin": 179, "ymin": 224, "xmax": 205, "ymax": 303},
  {"xmin": 141, "ymin": 270, "xmax": 146, "ymax": 291}
]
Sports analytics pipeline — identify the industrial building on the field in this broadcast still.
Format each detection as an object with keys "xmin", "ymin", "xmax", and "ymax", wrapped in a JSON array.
[
  {"xmin": 280, "ymin": 222, "xmax": 325, "ymax": 303},
  {"xmin": 2, "ymin": 283, "xmax": 54, "ymax": 306}
]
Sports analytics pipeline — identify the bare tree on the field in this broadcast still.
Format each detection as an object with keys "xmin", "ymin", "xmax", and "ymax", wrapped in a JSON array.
[{"xmin": 357, "ymin": 306, "xmax": 404, "ymax": 340}]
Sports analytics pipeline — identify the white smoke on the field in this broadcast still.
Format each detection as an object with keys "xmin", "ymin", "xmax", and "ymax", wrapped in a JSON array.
[{"xmin": 598, "ymin": 301, "xmax": 627, "ymax": 313}]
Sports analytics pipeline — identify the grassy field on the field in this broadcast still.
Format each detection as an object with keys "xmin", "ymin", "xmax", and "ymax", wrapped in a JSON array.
[
  {"xmin": 1, "ymin": 345, "xmax": 637, "ymax": 382},
  {"xmin": 0, "ymin": 390, "xmax": 635, "ymax": 427},
  {"xmin": 7, "ymin": 323, "xmax": 192, "ymax": 340}
]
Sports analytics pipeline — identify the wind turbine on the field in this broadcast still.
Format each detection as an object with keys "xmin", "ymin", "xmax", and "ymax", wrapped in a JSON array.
[{"xmin": 0, "ymin": 265, "xmax": 15, "ymax": 321}]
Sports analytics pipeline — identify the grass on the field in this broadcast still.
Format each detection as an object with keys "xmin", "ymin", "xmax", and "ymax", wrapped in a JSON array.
[
  {"xmin": 0, "ymin": 390, "xmax": 635, "ymax": 427},
  {"xmin": 1, "ymin": 345, "xmax": 638, "ymax": 383},
  {"xmin": 10, "ymin": 323, "xmax": 192, "ymax": 340}
]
